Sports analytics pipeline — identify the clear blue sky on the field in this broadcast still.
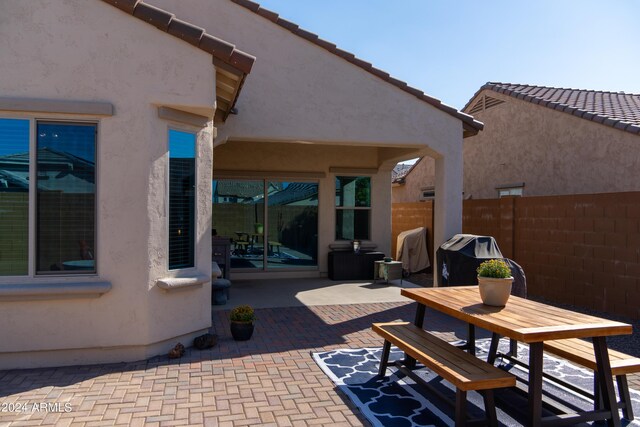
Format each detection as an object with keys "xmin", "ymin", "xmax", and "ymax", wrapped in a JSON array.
[{"xmin": 254, "ymin": 0, "xmax": 640, "ymax": 110}]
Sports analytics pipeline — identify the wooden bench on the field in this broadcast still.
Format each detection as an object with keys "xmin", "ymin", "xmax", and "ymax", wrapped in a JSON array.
[
  {"xmin": 544, "ymin": 338, "xmax": 640, "ymax": 420},
  {"xmin": 373, "ymin": 322, "xmax": 516, "ymax": 426}
]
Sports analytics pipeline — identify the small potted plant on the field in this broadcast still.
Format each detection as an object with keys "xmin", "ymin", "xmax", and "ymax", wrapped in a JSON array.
[
  {"xmin": 477, "ymin": 259, "xmax": 513, "ymax": 306},
  {"xmin": 230, "ymin": 305, "xmax": 256, "ymax": 341},
  {"xmin": 254, "ymin": 223, "xmax": 264, "ymax": 235}
]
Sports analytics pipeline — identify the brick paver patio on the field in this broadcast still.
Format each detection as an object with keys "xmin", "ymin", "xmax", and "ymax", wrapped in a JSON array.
[{"xmin": 1, "ymin": 299, "xmax": 638, "ymax": 426}]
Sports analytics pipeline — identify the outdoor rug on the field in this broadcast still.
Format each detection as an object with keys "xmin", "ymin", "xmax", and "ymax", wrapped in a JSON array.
[{"xmin": 312, "ymin": 338, "xmax": 640, "ymax": 426}]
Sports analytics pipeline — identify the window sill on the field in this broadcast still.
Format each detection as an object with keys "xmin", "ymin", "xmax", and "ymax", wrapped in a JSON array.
[
  {"xmin": 156, "ymin": 274, "xmax": 209, "ymax": 291},
  {"xmin": 0, "ymin": 282, "xmax": 112, "ymax": 301}
]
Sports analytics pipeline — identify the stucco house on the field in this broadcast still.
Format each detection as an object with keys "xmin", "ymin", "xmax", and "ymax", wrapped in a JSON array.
[
  {"xmin": 0, "ymin": 0, "xmax": 481, "ymax": 368},
  {"xmin": 393, "ymin": 82, "xmax": 640, "ymax": 201}
]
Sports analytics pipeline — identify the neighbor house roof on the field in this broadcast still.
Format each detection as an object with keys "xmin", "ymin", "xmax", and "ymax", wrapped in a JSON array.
[
  {"xmin": 101, "ymin": 0, "xmax": 256, "ymax": 123},
  {"xmin": 229, "ymin": 0, "xmax": 484, "ymax": 137},
  {"xmin": 215, "ymin": 181, "xmax": 283, "ymax": 200},
  {"xmin": 392, "ymin": 163, "xmax": 412, "ymax": 183},
  {"xmin": 0, "ymin": 148, "xmax": 95, "ymax": 192},
  {"xmin": 465, "ymin": 82, "xmax": 640, "ymax": 136},
  {"xmin": 392, "ymin": 160, "xmax": 422, "ymax": 184},
  {"xmin": 267, "ymin": 183, "xmax": 318, "ymax": 206}
]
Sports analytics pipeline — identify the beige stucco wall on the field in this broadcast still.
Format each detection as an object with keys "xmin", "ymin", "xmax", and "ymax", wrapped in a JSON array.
[
  {"xmin": 0, "ymin": 0, "xmax": 216, "ymax": 368},
  {"xmin": 0, "ymin": 0, "xmax": 470, "ymax": 367},
  {"xmin": 392, "ymin": 157, "xmax": 436, "ymax": 203},
  {"xmin": 464, "ymin": 90, "xmax": 640, "ymax": 199},
  {"xmin": 393, "ymin": 90, "xmax": 640, "ymax": 203},
  {"xmin": 154, "ymin": 0, "xmax": 466, "ymax": 258}
]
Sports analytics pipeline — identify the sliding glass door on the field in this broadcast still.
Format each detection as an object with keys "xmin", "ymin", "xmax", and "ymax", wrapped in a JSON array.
[
  {"xmin": 266, "ymin": 182, "xmax": 318, "ymax": 269},
  {"xmin": 212, "ymin": 179, "xmax": 318, "ymax": 271}
]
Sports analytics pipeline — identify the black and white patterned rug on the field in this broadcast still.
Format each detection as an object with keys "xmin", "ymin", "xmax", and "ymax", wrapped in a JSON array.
[{"xmin": 312, "ymin": 338, "xmax": 640, "ymax": 426}]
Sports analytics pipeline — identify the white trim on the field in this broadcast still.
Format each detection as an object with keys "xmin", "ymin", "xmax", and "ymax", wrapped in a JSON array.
[
  {"xmin": 0, "ymin": 282, "xmax": 111, "ymax": 301},
  {"xmin": 157, "ymin": 106, "xmax": 209, "ymax": 128},
  {"xmin": 0, "ymin": 97, "xmax": 113, "ymax": 116},
  {"xmin": 156, "ymin": 274, "xmax": 209, "ymax": 291}
]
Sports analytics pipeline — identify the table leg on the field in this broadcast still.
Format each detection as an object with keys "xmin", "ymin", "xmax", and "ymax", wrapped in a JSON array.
[
  {"xmin": 414, "ymin": 303, "xmax": 426, "ymax": 328},
  {"xmin": 404, "ymin": 303, "xmax": 426, "ymax": 369},
  {"xmin": 528, "ymin": 342, "xmax": 543, "ymax": 427},
  {"xmin": 593, "ymin": 336, "xmax": 621, "ymax": 427},
  {"xmin": 467, "ymin": 323, "xmax": 476, "ymax": 356},
  {"xmin": 487, "ymin": 332, "xmax": 500, "ymax": 365}
]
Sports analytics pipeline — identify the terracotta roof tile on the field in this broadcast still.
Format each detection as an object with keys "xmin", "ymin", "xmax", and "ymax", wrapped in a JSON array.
[
  {"xmin": 229, "ymin": 0, "xmax": 483, "ymax": 136},
  {"xmin": 199, "ymin": 34, "xmax": 235, "ymax": 60},
  {"xmin": 101, "ymin": 0, "xmax": 255, "ymax": 74},
  {"xmin": 465, "ymin": 82, "xmax": 640, "ymax": 137},
  {"xmin": 132, "ymin": 2, "xmax": 173, "ymax": 31},
  {"xmin": 167, "ymin": 18, "xmax": 205, "ymax": 46},
  {"xmin": 107, "ymin": 0, "xmax": 139, "ymax": 14}
]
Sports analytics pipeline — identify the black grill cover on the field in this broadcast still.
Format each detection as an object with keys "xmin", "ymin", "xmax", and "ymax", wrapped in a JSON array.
[{"xmin": 436, "ymin": 234, "xmax": 503, "ymax": 286}]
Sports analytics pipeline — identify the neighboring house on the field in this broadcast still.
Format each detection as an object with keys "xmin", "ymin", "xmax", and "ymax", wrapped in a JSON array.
[
  {"xmin": 392, "ymin": 157, "xmax": 436, "ymax": 203},
  {"xmin": 0, "ymin": 0, "xmax": 481, "ymax": 369},
  {"xmin": 393, "ymin": 82, "xmax": 640, "ymax": 201},
  {"xmin": 213, "ymin": 180, "xmax": 281, "ymax": 203}
]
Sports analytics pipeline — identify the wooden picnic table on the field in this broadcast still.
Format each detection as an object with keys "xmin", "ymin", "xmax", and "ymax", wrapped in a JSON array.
[{"xmin": 401, "ymin": 286, "xmax": 633, "ymax": 427}]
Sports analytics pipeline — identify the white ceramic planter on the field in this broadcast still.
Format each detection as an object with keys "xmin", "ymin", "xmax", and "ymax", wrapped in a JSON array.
[{"xmin": 478, "ymin": 276, "xmax": 514, "ymax": 306}]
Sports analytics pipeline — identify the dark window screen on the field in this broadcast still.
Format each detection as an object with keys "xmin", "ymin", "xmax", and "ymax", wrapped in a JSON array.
[
  {"xmin": 0, "ymin": 118, "xmax": 30, "ymax": 276},
  {"xmin": 168, "ymin": 130, "xmax": 196, "ymax": 270},
  {"xmin": 36, "ymin": 122, "xmax": 96, "ymax": 274}
]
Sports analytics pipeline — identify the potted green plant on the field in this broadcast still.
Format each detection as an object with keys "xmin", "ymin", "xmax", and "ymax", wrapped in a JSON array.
[
  {"xmin": 477, "ymin": 259, "xmax": 513, "ymax": 306},
  {"xmin": 254, "ymin": 223, "xmax": 264, "ymax": 235},
  {"xmin": 230, "ymin": 305, "xmax": 256, "ymax": 341}
]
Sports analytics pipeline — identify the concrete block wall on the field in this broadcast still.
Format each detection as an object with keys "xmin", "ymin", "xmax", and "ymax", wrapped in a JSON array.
[
  {"xmin": 514, "ymin": 193, "xmax": 640, "ymax": 319},
  {"xmin": 392, "ymin": 192, "xmax": 640, "ymax": 319}
]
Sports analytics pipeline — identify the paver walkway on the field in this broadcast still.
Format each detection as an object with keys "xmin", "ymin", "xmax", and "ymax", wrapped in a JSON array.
[
  {"xmin": 0, "ymin": 302, "xmax": 428, "ymax": 426},
  {"xmin": 1, "ymin": 299, "xmax": 638, "ymax": 426}
]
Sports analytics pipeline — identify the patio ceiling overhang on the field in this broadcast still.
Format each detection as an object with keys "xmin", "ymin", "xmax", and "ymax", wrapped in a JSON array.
[
  {"xmin": 212, "ymin": 139, "xmax": 438, "ymax": 177},
  {"xmin": 101, "ymin": 0, "xmax": 255, "ymax": 124}
]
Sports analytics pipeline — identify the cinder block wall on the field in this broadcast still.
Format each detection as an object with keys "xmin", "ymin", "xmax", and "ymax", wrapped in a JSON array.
[
  {"xmin": 513, "ymin": 193, "xmax": 640, "ymax": 319},
  {"xmin": 392, "ymin": 192, "xmax": 640, "ymax": 319}
]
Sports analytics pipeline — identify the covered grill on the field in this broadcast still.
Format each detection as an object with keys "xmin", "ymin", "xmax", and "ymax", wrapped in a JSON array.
[
  {"xmin": 395, "ymin": 227, "xmax": 430, "ymax": 275},
  {"xmin": 436, "ymin": 234, "xmax": 503, "ymax": 287}
]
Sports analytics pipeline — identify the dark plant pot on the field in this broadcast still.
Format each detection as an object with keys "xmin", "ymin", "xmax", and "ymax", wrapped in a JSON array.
[{"xmin": 230, "ymin": 321, "xmax": 254, "ymax": 341}]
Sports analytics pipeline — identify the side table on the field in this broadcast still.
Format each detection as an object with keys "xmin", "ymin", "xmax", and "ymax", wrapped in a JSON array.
[{"xmin": 374, "ymin": 260, "xmax": 403, "ymax": 284}]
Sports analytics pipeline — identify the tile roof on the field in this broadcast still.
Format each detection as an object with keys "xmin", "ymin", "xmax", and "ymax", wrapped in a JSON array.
[
  {"xmin": 229, "ymin": 0, "xmax": 483, "ymax": 137},
  {"xmin": 392, "ymin": 160, "xmax": 422, "ymax": 184},
  {"xmin": 101, "ymin": 0, "xmax": 256, "ymax": 74},
  {"xmin": 392, "ymin": 163, "xmax": 412, "ymax": 182},
  {"xmin": 267, "ymin": 182, "xmax": 318, "ymax": 206},
  {"xmin": 467, "ymin": 82, "xmax": 640, "ymax": 136}
]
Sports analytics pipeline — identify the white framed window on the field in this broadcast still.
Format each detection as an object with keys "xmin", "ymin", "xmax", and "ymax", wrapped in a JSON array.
[
  {"xmin": 168, "ymin": 129, "xmax": 197, "ymax": 270},
  {"xmin": 335, "ymin": 176, "xmax": 371, "ymax": 240},
  {"xmin": 496, "ymin": 183, "xmax": 524, "ymax": 198},
  {"xmin": 0, "ymin": 118, "xmax": 97, "ymax": 276},
  {"xmin": 420, "ymin": 186, "xmax": 435, "ymax": 200}
]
